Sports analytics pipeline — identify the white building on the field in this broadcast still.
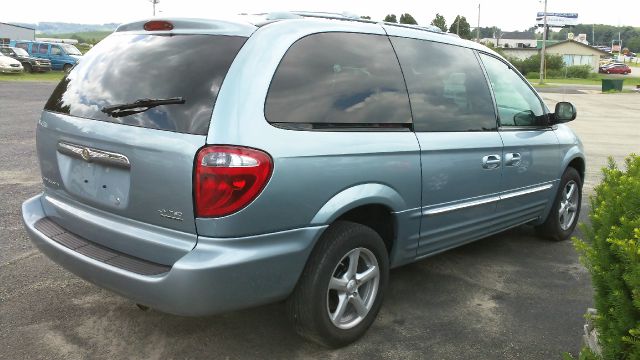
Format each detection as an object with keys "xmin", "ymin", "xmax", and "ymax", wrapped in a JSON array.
[
  {"xmin": 0, "ymin": 22, "xmax": 35, "ymax": 45},
  {"xmin": 481, "ymin": 31, "xmax": 537, "ymax": 49}
]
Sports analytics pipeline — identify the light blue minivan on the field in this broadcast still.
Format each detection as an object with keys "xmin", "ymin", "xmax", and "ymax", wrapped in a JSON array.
[
  {"xmin": 10, "ymin": 40, "xmax": 81, "ymax": 71},
  {"xmin": 21, "ymin": 13, "xmax": 585, "ymax": 347}
]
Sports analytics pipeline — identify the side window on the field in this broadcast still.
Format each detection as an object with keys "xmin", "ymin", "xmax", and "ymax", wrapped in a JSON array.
[
  {"xmin": 391, "ymin": 37, "xmax": 497, "ymax": 132},
  {"xmin": 265, "ymin": 32, "xmax": 411, "ymax": 128},
  {"xmin": 38, "ymin": 44, "xmax": 49, "ymax": 55},
  {"xmin": 51, "ymin": 46, "xmax": 62, "ymax": 56},
  {"xmin": 479, "ymin": 54, "xmax": 546, "ymax": 127}
]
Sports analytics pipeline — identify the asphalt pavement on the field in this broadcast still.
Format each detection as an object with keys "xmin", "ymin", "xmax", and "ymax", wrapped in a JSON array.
[{"xmin": 1, "ymin": 81, "xmax": 636, "ymax": 359}]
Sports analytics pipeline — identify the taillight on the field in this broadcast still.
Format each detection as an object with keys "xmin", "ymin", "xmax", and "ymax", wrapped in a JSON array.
[
  {"xmin": 144, "ymin": 20, "xmax": 174, "ymax": 31},
  {"xmin": 194, "ymin": 146, "xmax": 273, "ymax": 217}
]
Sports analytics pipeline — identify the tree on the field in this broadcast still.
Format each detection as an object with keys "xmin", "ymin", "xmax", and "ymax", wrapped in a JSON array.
[
  {"xmin": 430, "ymin": 13, "xmax": 447, "ymax": 32},
  {"xmin": 624, "ymin": 36, "xmax": 640, "ymax": 53},
  {"xmin": 449, "ymin": 15, "xmax": 471, "ymax": 39},
  {"xmin": 383, "ymin": 14, "xmax": 397, "ymax": 23},
  {"xmin": 399, "ymin": 13, "xmax": 418, "ymax": 25},
  {"xmin": 476, "ymin": 26, "xmax": 501, "ymax": 39}
]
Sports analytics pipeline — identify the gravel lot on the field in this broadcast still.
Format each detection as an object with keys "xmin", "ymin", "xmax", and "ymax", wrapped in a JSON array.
[{"xmin": 1, "ymin": 81, "xmax": 638, "ymax": 359}]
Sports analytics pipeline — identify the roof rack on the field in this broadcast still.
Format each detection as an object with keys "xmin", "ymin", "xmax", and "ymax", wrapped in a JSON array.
[
  {"xmin": 382, "ymin": 22, "xmax": 445, "ymax": 35},
  {"xmin": 249, "ymin": 11, "xmax": 445, "ymax": 36}
]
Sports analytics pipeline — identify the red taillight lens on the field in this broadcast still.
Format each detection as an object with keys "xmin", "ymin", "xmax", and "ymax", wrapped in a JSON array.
[
  {"xmin": 144, "ymin": 20, "xmax": 174, "ymax": 31},
  {"xmin": 194, "ymin": 146, "xmax": 273, "ymax": 217}
]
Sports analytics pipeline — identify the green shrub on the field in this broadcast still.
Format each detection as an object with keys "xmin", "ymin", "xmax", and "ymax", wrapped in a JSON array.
[
  {"xmin": 566, "ymin": 65, "xmax": 593, "ymax": 79},
  {"xmin": 510, "ymin": 54, "xmax": 565, "ymax": 76},
  {"xmin": 526, "ymin": 71, "xmax": 540, "ymax": 79},
  {"xmin": 573, "ymin": 154, "xmax": 640, "ymax": 360}
]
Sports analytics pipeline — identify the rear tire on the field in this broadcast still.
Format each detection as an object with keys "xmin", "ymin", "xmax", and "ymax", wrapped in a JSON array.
[
  {"xmin": 286, "ymin": 221, "xmax": 389, "ymax": 348},
  {"xmin": 536, "ymin": 167, "xmax": 582, "ymax": 241}
]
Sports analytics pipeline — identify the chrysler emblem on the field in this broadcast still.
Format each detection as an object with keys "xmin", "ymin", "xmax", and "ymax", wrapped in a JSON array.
[{"xmin": 81, "ymin": 148, "xmax": 91, "ymax": 161}]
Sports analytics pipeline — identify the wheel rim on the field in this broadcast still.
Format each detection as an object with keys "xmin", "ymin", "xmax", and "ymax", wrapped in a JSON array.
[
  {"xmin": 326, "ymin": 247, "xmax": 380, "ymax": 330},
  {"xmin": 558, "ymin": 180, "xmax": 579, "ymax": 231}
]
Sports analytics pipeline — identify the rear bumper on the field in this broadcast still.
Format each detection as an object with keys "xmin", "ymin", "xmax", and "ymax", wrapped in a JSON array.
[{"xmin": 22, "ymin": 194, "xmax": 326, "ymax": 316}]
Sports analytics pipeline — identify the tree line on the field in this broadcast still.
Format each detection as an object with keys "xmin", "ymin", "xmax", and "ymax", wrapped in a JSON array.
[
  {"xmin": 363, "ymin": 13, "xmax": 640, "ymax": 52},
  {"xmin": 373, "ymin": 13, "xmax": 473, "ymax": 39}
]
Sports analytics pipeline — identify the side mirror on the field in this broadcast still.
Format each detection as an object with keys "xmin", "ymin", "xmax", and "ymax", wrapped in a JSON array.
[{"xmin": 553, "ymin": 102, "xmax": 577, "ymax": 123}]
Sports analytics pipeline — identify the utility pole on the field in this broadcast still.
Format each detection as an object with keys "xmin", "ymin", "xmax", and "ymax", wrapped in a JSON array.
[
  {"xmin": 539, "ymin": 0, "xmax": 548, "ymax": 85},
  {"xmin": 149, "ymin": 0, "xmax": 160, "ymax": 16},
  {"xmin": 456, "ymin": 16, "xmax": 460, "ymax": 35},
  {"xmin": 619, "ymin": 31, "xmax": 622, "ymax": 59},
  {"xmin": 476, "ymin": 3, "xmax": 481, "ymax": 42}
]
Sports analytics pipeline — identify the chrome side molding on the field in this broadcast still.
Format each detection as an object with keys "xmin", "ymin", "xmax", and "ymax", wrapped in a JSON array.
[
  {"xmin": 57, "ymin": 141, "xmax": 131, "ymax": 169},
  {"xmin": 423, "ymin": 196, "xmax": 500, "ymax": 216},
  {"xmin": 423, "ymin": 183, "xmax": 553, "ymax": 216}
]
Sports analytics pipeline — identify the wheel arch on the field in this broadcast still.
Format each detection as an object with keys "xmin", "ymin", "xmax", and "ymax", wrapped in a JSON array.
[
  {"xmin": 310, "ymin": 183, "xmax": 407, "ymax": 255},
  {"xmin": 567, "ymin": 156, "xmax": 585, "ymax": 184}
]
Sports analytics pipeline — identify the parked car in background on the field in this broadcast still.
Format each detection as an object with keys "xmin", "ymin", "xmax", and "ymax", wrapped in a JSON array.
[
  {"xmin": 22, "ymin": 14, "xmax": 585, "ymax": 347},
  {"xmin": 0, "ymin": 47, "xmax": 51, "ymax": 72},
  {"xmin": 9, "ymin": 40, "xmax": 81, "ymax": 72},
  {"xmin": 600, "ymin": 63, "xmax": 632, "ymax": 74},
  {"xmin": 0, "ymin": 53, "xmax": 24, "ymax": 73}
]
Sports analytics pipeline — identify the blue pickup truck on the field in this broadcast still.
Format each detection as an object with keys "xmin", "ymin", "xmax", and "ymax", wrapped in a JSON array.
[{"xmin": 9, "ymin": 40, "xmax": 81, "ymax": 71}]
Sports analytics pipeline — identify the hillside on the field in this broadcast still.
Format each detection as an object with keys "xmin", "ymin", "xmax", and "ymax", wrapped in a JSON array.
[
  {"xmin": 10, "ymin": 22, "xmax": 118, "ymax": 34},
  {"xmin": 40, "ymin": 30, "xmax": 113, "ymax": 44}
]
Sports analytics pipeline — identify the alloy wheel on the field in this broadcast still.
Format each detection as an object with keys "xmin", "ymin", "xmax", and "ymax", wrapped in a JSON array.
[
  {"xmin": 326, "ymin": 247, "xmax": 380, "ymax": 330},
  {"xmin": 558, "ymin": 180, "xmax": 579, "ymax": 231}
]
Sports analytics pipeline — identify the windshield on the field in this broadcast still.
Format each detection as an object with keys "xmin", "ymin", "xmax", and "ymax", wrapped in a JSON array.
[
  {"xmin": 13, "ymin": 48, "xmax": 29, "ymax": 56},
  {"xmin": 45, "ymin": 34, "xmax": 247, "ymax": 135},
  {"xmin": 60, "ymin": 44, "xmax": 82, "ymax": 55}
]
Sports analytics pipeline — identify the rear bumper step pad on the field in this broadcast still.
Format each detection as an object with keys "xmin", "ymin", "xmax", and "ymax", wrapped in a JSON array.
[{"xmin": 34, "ymin": 217, "xmax": 170, "ymax": 276}]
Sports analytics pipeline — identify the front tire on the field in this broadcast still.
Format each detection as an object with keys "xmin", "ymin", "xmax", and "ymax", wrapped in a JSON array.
[
  {"xmin": 287, "ymin": 221, "xmax": 389, "ymax": 347},
  {"xmin": 63, "ymin": 64, "xmax": 72, "ymax": 73},
  {"xmin": 23, "ymin": 63, "xmax": 32, "ymax": 73},
  {"xmin": 536, "ymin": 167, "xmax": 582, "ymax": 241}
]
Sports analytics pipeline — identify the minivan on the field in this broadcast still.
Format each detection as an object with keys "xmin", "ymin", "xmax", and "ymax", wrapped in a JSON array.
[
  {"xmin": 21, "ymin": 13, "xmax": 585, "ymax": 347},
  {"xmin": 10, "ymin": 40, "xmax": 81, "ymax": 71}
]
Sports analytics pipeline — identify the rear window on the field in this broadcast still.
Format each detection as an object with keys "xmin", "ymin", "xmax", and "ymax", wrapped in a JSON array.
[
  {"xmin": 45, "ymin": 34, "xmax": 246, "ymax": 135},
  {"xmin": 265, "ymin": 32, "xmax": 411, "ymax": 129}
]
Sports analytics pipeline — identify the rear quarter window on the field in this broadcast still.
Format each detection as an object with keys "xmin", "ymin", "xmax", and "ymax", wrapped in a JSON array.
[
  {"xmin": 265, "ymin": 32, "xmax": 411, "ymax": 129},
  {"xmin": 44, "ymin": 34, "xmax": 246, "ymax": 135}
]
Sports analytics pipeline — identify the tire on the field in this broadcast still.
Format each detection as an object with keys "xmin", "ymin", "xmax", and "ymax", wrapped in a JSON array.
[
  {"xmin": 286, "ymin": 221, "xmax": 389, "ymax": 348},
  {"xmin": 536, "ymin": 167, "xmax": 582, "ymax": 241},
  {"xmin": 23, "ymin": 63, "xmax": 32, "ymax": 73},
  {"xmin": 63, "ymin": 64, "xmax": 72, "ymax": 73}
]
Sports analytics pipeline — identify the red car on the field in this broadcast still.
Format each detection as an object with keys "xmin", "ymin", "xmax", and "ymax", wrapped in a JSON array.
[{"xmin": 602, "ymin": 63, "xmax": 632, "ymax": 74}]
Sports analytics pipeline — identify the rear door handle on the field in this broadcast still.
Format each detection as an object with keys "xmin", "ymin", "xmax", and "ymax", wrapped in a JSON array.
[
  {"xmin": 482, "ymin": 154, "xmax": 501, "ymax": 169},
  {"xmin": 505, "ymin": 152, "xmax": 521, "ymax": 166}
]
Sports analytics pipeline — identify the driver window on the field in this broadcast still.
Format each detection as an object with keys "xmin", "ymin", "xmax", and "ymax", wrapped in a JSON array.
[
  {"xmin": 51, "ymin": 46, "xmax": 62, "ymax": 56},
  {"xmin": 480, "ymin": 54, "xmax": 545, "ymax": 127}
]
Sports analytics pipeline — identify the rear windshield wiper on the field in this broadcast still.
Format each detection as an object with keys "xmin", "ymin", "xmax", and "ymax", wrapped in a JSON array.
[{"xmin": 101, "ymin": 97, "xmax": 185, "ymax": 117}]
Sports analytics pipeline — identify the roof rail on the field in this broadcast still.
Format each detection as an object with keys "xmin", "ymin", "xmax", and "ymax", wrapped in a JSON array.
[
  {"xmin": 246, "ymin": 11, "xmax": 448, "ymax": 36},
  {"xmin": 382, "ymin": 22, "xmax": 445, "ymax": 35},
  {"xmin": 240, "ymin": 11, "xmax": 452, "ymax": 35},
  {"xmin": 252, "ymin": 11, "xmax": 379, "ymax": 25}
]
